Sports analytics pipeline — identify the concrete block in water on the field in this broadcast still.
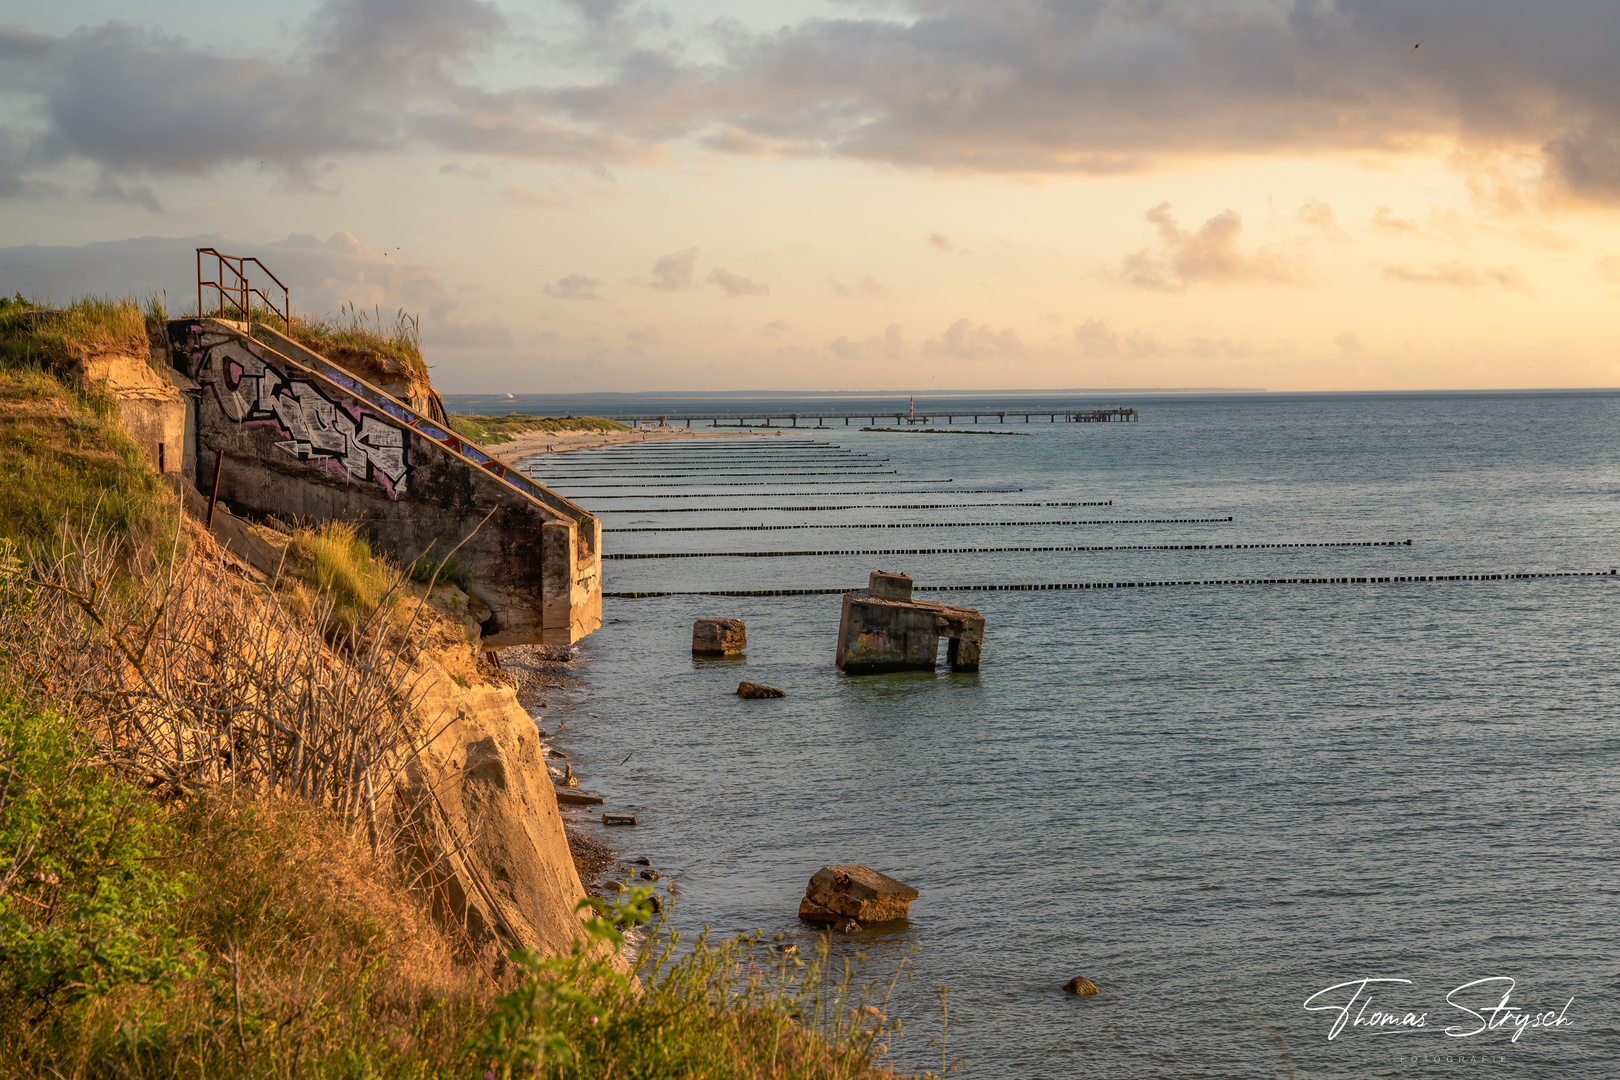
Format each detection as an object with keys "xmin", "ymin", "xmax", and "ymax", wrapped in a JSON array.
[
  {"xmin": 835, "ymin": 572, "xmax": 983, "ymax": 674},
  {"xmin": 798, "ymin": 865, "xmax": 918, "ymax": 925},
  {"xmin": 692, "ymin": 617, "xmax": 747, "ymax": 655}
]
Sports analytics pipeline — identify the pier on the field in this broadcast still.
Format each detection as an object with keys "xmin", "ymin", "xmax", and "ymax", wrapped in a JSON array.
[{"xmin": 605, "ymin": 407, "xmax": 1137, "ymax": 429}]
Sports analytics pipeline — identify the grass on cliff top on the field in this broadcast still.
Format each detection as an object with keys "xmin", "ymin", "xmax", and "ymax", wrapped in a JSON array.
[
  {"xmin": 446, "ymin": 413, "xmax": 629, "ymax": 445},
  {"xmin": 247, "ymin": 302, "xmax": 429, "ymax": 383},
  {"xmin": 0, "ymin": 293, "xmax": 154, "ymax": 368},
  {"xmin": 0, "ymin": 362, "xmax": 168, "ymax": 551}
]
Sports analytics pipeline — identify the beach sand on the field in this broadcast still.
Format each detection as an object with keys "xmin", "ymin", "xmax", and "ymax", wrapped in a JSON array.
[{"xmin": 498, "ymin": 425, "xmax": 782, "ymax": 462}]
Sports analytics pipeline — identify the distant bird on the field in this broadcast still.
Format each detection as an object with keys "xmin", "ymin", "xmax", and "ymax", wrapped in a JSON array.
[{"xmin": 1413, "ymin": 41, "xmax": 1422, "ymax": 49}]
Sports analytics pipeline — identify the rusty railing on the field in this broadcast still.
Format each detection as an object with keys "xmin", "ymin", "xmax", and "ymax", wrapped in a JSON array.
[{"xmin": 196, "ymin": 247, "xmax": 290, "ymax": 326}]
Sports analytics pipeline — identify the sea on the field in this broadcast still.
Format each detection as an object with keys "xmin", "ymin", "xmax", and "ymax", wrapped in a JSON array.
[{"xmin": 446, "ymin": 389, "xmax": 1619, "ymax": 1079}]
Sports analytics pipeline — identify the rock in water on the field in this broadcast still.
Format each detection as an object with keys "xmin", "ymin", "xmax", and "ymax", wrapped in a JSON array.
[
  {"xmin": 693, "ymin": 618, "xmax": 747, "ymax": 655},
  {"xmin": 737, "ymin": 681, "xmax": 785, "ymax": 698},
  {"xmin": 798, "ymin": 865, "xmax": 918, "ymax": 925},
  {"xmin": 1063, "ymin": 977, "xmax": 1100, "ymax": 996}
]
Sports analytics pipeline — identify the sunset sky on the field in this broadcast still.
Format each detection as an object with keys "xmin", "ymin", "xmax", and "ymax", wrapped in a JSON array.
[{"xmin": 2, "ymin": 0, "xmax": 1619, "ymax": 392}]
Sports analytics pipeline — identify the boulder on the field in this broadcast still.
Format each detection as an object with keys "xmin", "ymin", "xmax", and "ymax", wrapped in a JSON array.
[
  {"xmin": 692, "ymin": 618, "xmax": 747, "ymax": 655},
  {"xmin": 737, "ymin": 681, "xmax": 785, "ymax": 699},
  {"xmin": 1063, "ymin": 977, "xmax": 1100, "ymax": 996},
  {"xmin": 797, "ymin": 865, "xmax": 918, "ymax": 925}
]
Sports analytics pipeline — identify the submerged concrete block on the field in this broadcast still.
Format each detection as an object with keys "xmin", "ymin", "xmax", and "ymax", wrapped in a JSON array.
[
  {"xmin": 692, "ymin": 617, "xmax": 747, "ymax": 655},
  {"xmin": 798, "ymin": 865, "xmax": 918, "ymax": 925},
  {"xmin": 835, "ymin": 572, "xmax": 983, "ymax": 674}
]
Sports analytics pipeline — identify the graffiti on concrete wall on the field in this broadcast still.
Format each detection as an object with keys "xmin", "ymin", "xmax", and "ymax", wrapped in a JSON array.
[{"xmin": 201, "ymin": 342, "xmax": 410, "ymax": 497}]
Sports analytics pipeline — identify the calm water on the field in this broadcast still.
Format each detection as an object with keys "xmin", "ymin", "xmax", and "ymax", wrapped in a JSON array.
[{"xmin": 488, "ymin": 391, "xmax": 1620, "ymax": 1078}]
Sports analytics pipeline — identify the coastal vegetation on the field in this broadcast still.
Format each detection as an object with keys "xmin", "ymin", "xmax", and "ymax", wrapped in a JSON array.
[
  {"xmin": 239, "ymin": 301, "xmax": 430, "ymax": 385},
  {"xmin": 0, "ymin": 296, "xmax": 916, "ymax": 1080},
  {"xmin": 445, "ymin": 413, "xmax": 630, "ymax": 445}
]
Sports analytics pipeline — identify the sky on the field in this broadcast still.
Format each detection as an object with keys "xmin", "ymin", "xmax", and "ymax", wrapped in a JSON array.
[{"xmin": 2, "ymin": 0, "xmax": 1619, "ymax": 393}]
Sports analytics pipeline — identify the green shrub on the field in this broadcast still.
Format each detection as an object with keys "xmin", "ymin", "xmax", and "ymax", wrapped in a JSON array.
[
  {"xmin": 409, "ymin": 552, "xmax": 475, "ymax": 594},
  {"xmin": 0, "ymin": 688, "xmax": 195, "ymax": 1018},
  {"xmin": 474, "ymin": 888, "xmax": 902, "ymax": 1079}
]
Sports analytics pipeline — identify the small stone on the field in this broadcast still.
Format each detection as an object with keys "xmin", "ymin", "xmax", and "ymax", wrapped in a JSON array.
[
  {"xmin": 836, "ymin": 919, "xmax": 861, "ymax": 933},
  {"xmin": 638, "ymin": 869, "xmax": 660, "ymax": 880},
  {"xmin": 633, "ymin": 857, "xmax": 653, "ymax": 866},
  {"xmin": 1063, "ymin": 977, "xmax": 1100, "ymax": 996},
  {"xmin": 693, "ymin": 618, "xmax": 747, "ymax": 656},
  {"xmin": 647, "ymin": 893, "xmax": 664, "ymax": 914},
  {"xmin": 737, "ymin": 681, "xmax": 786, "ymax": 699}
]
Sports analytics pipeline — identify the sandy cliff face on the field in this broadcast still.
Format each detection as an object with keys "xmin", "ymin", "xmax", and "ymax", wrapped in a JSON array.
[{"xmin": 392, "ymin": 636, "xmax": 590, "ymax": 962}]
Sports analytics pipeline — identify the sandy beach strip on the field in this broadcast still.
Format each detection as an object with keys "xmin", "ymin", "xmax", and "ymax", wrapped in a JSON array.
[{"xmin": 499, "ymin": 424, "xmax": 794, "ymax": 461}]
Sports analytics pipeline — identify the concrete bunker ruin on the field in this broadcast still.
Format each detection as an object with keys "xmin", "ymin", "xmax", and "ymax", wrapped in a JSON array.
[
  {"xmin": 835, "ymin": 572, "xmax": 983, "ymax": 674},
  {"xmin": 166, "ymin": 317, "xmax": 601, "ymax": 646}
]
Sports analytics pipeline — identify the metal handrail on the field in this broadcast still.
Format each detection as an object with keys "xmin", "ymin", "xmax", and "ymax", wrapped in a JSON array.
[
  {"xmin": 235, "ymin": 320, "xmax": 597, "ymax": 533},
  {"xmin": 196, "ymin": 247, "xmax": 290, "ymax": 326}
]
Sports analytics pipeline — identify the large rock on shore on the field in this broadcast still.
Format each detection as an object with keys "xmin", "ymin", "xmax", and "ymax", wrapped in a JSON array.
[
  {"xmin": 798, "ymin": 865, "xmax": 918, "ymax": 925},
  {"xmin": 692, "ymin": 618, "xmax": 747, "ymax": 655}
]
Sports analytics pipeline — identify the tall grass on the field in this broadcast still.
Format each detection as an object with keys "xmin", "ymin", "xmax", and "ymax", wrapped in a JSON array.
[
  {"xmin": 246, "ymin": 302, "xmax": 427, "ymax": 380},
  {"xmin": 0, "ymin": 296, "xmax": 148, "ymax": 366},
  {"xmin": 285, "ymin": 520, "xmax": 406, "ymax": 636}
]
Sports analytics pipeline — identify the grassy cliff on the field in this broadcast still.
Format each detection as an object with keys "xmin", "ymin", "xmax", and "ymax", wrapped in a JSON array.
[{"xmin": 0, "ymin": 297, "xmax": 915, "ymax": 1080}]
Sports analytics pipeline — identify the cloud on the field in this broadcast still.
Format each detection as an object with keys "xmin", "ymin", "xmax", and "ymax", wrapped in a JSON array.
[
  {"xmin": 648, "ymin": 248, "xmax": 696, "ymax": 290},
  {"xmin": 1072, "ymin": 318, "xmax": 1162, "ymax": 359},
  {"xmin": 829, "ymin": 275, "xmax": 889, "ymax": 298},
  {"xmin": 90, "ymin": 171, "xmax": 160, "ymax": 212},
  {"xmin": 1542, "ymin": 125, "xmax": 1620, "ymax": 203},
  {"xmin": 1334, "ymin": 330, "xmax": 1365, "ymax": 354},
  {"xmin": 1381, "ymin": 262, "xmax": 1532, "ymax": 294},
  {"xmin": 923, "ymin": 318, "xmax": 1024, "ymax": 361},
  {"xmin": 705, "ymin": 267, "xmax": 769, "ymax": 297},
  {"xmin": 0, "ymin": 230, "xmax": 512, "ymax": 354},
  {"xmin": 544, "ymin": 273, "xmax": 602, "ymax": 300},
  {"xmin": 1371, "ymin": 206, "xmax": 1422, "ymax": 236},
  {"xmin": 758, "ymin": 319, "xmax": 791, "ymax": 336},
  {"xmin": 828, "ymin": 323, "xmax": 905, "ymax": 360},
  {"xmin": 926, "ymin": 232, "xmax": 961, "ymax": 253},
  {"xmin": 505, "ymin": 1, "xmax": 1620, "ymax": 200},
  {"xmin": 502, "ymin": 185, "xmax": 563, "ymax": 207},
  {"xmin": 8, "ymin": 1, "xmax": 1620, "ymax": 204},
  {"xmin": 0, "ymin": 0, "xmax": 648, "ymax": 193},
  {"xmin": 1598, "ymin": 256, "xmax": 1620, "ymax": 283},
  {"xmin": 624, "ymin": 323, "xmax": 661, "ymax": 347},
  {"xmin": 1298, "ymin": 200, "xmax": 1346, "ymax": 240},
  {"xmin": 1120, "ymin": 203, "xmax": 1306, "ymax": 290}
]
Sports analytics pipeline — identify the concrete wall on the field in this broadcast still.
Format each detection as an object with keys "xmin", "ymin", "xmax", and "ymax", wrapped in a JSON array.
[
  {"xmin": 169, "ymin": 318, "xmax": 601, "ymax": 646},
  {"xmin": 75, "ymin": 352, "xmax": 188, "ymax": 475}
]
